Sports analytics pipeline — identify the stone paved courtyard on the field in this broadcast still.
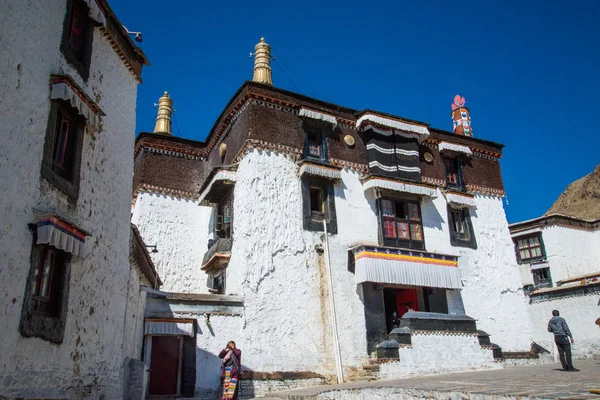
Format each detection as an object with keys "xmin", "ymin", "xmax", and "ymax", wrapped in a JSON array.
[{"xmin": 253, "ymin": 360, "xmax": 600, "ymax": 399}]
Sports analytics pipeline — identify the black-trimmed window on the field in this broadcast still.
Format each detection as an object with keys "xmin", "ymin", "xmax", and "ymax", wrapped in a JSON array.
[
  {"xmin": 379, "ymin": 198, "xmax": 424, "ymax": 250},
  {"xmin": 61, "ymin": 0, "xmax": 94, "ymax": 80},
  {"xmin": 214, "ymin": 191, "xmax": 233, "ymax": 239},
  {"xmin": 20, "ymin": 227, "xmax": 71, "ymax": 344},
  {"xmin": 447, "ymin": 206, "xmax": 477, "ymax": 249},
  {"xmin": 209, "ymin": 269, "xmax": 226, "ymax": 294},
  {"xmin": 42, "ymin": 100, "xmax": 85, "ymax": 199},
  {"xmin": 303, "ymin": 126, "xmax": 328, "ymax": 163},
  {"xmin": 514, "ymin": 234, "xmax": 545, "ymax": 264},
  {"xmin": 443, "ymin": 157, "xmax": 465, "ymax": 192},
  {"xmin": 302, "ymin": 178, "xmax": 337, "ymax": 234},
  {"xmin": 533, "ymin": 267, "xmax": 552, "ymax": 288}
]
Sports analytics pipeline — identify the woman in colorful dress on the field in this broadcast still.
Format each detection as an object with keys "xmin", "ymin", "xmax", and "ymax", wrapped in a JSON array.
[{"xmin": 219, "ymin": 341, "xmax": 242, "ymax": 400}]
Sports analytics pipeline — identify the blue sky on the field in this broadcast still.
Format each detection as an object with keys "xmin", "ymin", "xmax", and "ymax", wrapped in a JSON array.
[{"xmin": 112, "ymin": 0, "xmax": 599, "ymax": 223}]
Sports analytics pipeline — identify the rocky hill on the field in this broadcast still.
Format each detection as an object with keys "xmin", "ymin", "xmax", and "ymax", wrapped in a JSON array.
[{"xmin": 545, "ymin": 165, "xmax": 600, "ymax": 220}]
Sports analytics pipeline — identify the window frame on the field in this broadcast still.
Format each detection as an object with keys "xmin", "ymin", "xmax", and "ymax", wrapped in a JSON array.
[
  {"xmin": 41, "ymin": 100, "xmax": 85, "ymax": 200},
  {"xmin": 443, "ymin": 157, "xmax": 465, "ymax": 192},
  {"xmin": 20, "ymin": 225, "xmax": 71, "ymax": 344},
  {"xmin": 60, "ymin": 0, "xmax": 94, "ymax": 80},
  {"xmin": 210, "ymin": 269, "xmax": 226, "ymax": 294},
  {"xmin": 377, "ymin": 197, "xmax": 425, "ymax": 250},
  {"xmin": 301, "ymin": 177, "xmax": 337, "ymax": 234},
  {"xmin": 532, "ymin": 267, "xmax": 552, "ymax": 288},
  {"xmin": 214, "ymin": 190, "xmax": 233, "ymax": 239},
  {"xmin": 302, "ymin": 123, "xmax": 328, "ymax": 163},
  {"xmin": 447, "ymin": 206, "xmax": 477, "ymax": 249},
  {"xmin": 514, "ymin": 233, "xmax": 546, "ymax": 264}
]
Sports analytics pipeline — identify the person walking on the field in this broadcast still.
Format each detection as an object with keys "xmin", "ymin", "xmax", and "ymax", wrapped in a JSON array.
[
  {"xmin": 219, "ymin": 341, "xmax": 242, "ymax": 399},
  {"xmin": 547, "ymin": 310, "xmax": 579, "ymax": 372}
]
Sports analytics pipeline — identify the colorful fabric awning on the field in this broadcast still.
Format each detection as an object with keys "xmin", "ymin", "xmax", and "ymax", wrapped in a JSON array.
[
  {"xmin": 352, "ymin": 246, "xmax": 462, "ymax": 289},
  {"xmin": 363, "ymin": 177, "xmax": 438, "ymax": 198},
  {"xmin": 50, "ymin": 78, "xmax": 103, "ymax": 129},
  {"xmin": 530, "ymin": 261, "xmax": 549, "ymax": 271},
  {"xmin": 144, "ymin": 320, "xmax": 194, "ymax": 337},
  {"xmin": 36, "ymin": 216, "xmax": 88, "ymax": 262},
  {"xmin": 438, "ymin": 141, "xmax": 473, "ymax": 156},
  {"xmin": 298, "ymin": 107, "xmax": 338, "ymax": 126},
  {"xmin": 83, "ymin": 0, "xmax": 107, "ymax": 25},
  {"xmin": 445, "ymin": 192, "xmax": 476, "ymax": 207}
]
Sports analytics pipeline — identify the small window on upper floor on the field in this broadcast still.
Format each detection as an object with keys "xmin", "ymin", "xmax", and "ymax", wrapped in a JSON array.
[
  {"xmin": 302, "ymin": 178, "xmax": 337, "ymax": 234},
  {"xmin": 41, "ymin": 100, "xmax": 86, "ymax": 200},
  {"xmin": 303, "ymin": 127, "xmax": 327, "ymax": 162},
  {"xmin": 215, "ymin": 192, "xmax": 233, "ymax": 239},
  {"xmin": 443, "ymin": 157, "xmax": 465, "ymax": 192},
  {"xmin": 379, "ymin": 198, "xmax": 424, "ymax": 250},
  {"xmin": 514, "ymin": 234, "xmax": 545, "ymax": 264},
  {"xmin": 20, "ymin": 228, "xmax": 71, "ymax": 344},
  {"xmin": 447, "ymin": 206, "xmax": 477, "ymax": 249},
  {"xmin": 532, "ymin": 266, "xmax": 552, "ymax": 288},
  {"xmin": 61, "ymin": 0, "xmax": 94, "ymax": 80},
  {"xmin": 208, "ymin": 268, "xmax": 226, "ymax": 294}
]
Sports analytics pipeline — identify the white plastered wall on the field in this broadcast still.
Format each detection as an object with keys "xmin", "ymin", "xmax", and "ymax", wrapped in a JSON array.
[
  {"xmin": 540, "ymin": 225, "xmax": 600, "ymax": 283},
  {"xmin": 0, "ymin": 1, "xmax": 140, "ymax": 398},
  {"xmin": 131, "ymin": 192, "xmax": 214, "ymax": 293}
]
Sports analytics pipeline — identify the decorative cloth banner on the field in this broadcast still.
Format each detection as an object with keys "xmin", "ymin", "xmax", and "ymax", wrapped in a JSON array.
[
  {"xmin": 438, "ymin": 141, "xmax": 473, "ymax": 156},
  {"xmin": 36, "ymin": 216, "xmax": 88, "ymax": 262},
  {"xmin": 83, "ymin": 0, "xmax": 107, "ymax": 26},
  {"xmin": 298, "ymin": 107, "xmax": 338, "ymax": 126},
  {"xmin": 198, "ymin": 170, "xmax": 236, "ymax": 204},
  {"xmin": 299, "ymin": 163, "xmax": 341, "ymax": 180},
  {"xmin": 445, "ymin": 193, "xmax": 476, "ymax": 207},
  {"xmin": 50, "ymin": 81, "xmax": 101, "ymax": 129},
  {"xmin": 356, "ymin": 114, "xmax": 430, "ymax": 141},
  {"xmin": 352, "ymin": 246, "xmax": 462, "ymax": 289},
  {"xmin": 144, "ymin": 320, "xmax": 194, "ymax": 337},
  {"xmin": 530, "ymin": 261, "xmax": 549, "ymax": 271},
  {"xmin": 363, "ymin": 177, "xmax": 438, "ymax": 198}
]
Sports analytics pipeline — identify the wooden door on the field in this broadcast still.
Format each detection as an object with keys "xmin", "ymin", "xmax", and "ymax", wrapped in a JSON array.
[{"xmin": 149, "ymin": 336, "xmax": 180, "ymax": 396}]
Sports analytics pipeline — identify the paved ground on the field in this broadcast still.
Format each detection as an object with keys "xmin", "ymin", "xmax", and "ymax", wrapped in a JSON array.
[{"xmin": 255, "ymin": 360, "xmax": 600, "ymax": 399}]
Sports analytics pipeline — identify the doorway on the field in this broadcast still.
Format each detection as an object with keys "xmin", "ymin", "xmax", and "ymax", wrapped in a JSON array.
[
  {"xmin": 149, "ymin": 336, "xmax": 182, "ymax": 396},
  {"xmin": 384, "ymin": 288, "xmax": 419, "ymax": 333}
]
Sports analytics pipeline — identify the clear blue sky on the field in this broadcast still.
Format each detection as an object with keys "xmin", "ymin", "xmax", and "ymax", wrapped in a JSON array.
[{"xmin": 112, "ymin": 0, "xmax": 599, "ymax": 223}]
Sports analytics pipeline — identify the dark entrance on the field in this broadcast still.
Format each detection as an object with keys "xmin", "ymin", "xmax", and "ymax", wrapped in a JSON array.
[
  {"xmin": 149, "ymin": 336, "xmax": 181, "ymax": 396},
  {"xmin": 384, "ymin": 288, "xmax": 419, "ymax": 333}
]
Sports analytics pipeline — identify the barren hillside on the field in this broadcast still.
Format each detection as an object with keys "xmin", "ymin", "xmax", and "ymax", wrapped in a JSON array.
[{"xmin": 545, "ymin": 165, "xmax": 600, "ymax": 220}]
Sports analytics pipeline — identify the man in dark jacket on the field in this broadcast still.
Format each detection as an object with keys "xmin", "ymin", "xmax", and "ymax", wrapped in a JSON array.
[{"xmin": 548, "ymin": 310, "xmax": 579, "ymax": 372}]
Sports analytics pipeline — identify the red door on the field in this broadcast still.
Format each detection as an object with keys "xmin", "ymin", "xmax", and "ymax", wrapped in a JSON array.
[
  {"xmin": 149, "ymin": 336, "xmax": 180, "ymax": 395},
  {"xmin": 396, "ymin": 289, "xmax": 419, "ymax": 317}
]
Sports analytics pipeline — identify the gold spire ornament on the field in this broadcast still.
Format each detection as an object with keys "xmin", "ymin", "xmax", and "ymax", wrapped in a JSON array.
[
  {"xmin": 252, "ymin": 38, "xmax": 273, "ymax": 86},
  {"xmin": 153, "ymin": 91, "xmax": 173, "ymax": 135}
]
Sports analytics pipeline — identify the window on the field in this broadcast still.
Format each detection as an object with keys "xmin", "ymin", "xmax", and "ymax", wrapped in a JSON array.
[
  {"xmin": 209, "ymin": 269, "xmax": 226, "ymax": 294},
  {"xmin": 42, "ymin": 100, "xmax": 85, "ymax": 199},
  {"xmin": 214, "ymin": 192, "xmax": 233, "ymax": 239},
  {"xmin": 61, "ymin": 0, "xmax": 94, "ymax": 80},
  {"xmin": 302, "ymin": 178, "xmax": 337, "ymax": 234},
  {"xmin": 20, "ymin": 229, "xmax": 71, "ymax": 344},
  {"xmin": 533, "ymin": 267, "xmax": 552, "ymax": 288},
  {"xmin": 515, "ymin": 234, "xmax": 545, "ymax": 263},
  {"xmin": 303, "ymin": 126, "xmax": 327, "ymax": 162},
  {"xmin": 443, "ymin": 157, "xmax": 465, "ymax": 191},
  {"xmin": 379, "ymin": 198, "xmax": 424, "ymax": 250},
  {"xmin": 447, "ymin": 206, "xmax": 477, "ymax": 249}
]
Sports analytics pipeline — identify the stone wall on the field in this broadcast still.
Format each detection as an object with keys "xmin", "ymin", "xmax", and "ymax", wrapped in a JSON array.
[
  {"xmin": 0, "ymin": 1, "xmax": 141, "ymax": 398},
  {"xmin": 379, "ymin": 331, "xmax": 498, "ymax": 379},
  {"xmin": 528, "ymin": 292, "xmax": 600, "ymax": 360},
  {"xmin": 131, "ymin": 192, "xmax": 213, "ymax": 293}
]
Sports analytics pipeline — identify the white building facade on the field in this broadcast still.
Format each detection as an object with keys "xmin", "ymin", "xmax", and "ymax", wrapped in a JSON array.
[
  {"xmin": 0, "ymin": 1, "xmax": 151, "ymax": 399},
  {"xmin": 133, "ymin": 56, "xmax": 535, "ymax": 395}
]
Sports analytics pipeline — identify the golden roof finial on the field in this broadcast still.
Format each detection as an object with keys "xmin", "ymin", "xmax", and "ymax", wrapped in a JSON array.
[
  {"xmin": 252, "ymin": 37, "xmax": 272, "ymax": 86},
  {"xmin": 153, "ymin": 91, "xmax": 173, "ymax": 135}
]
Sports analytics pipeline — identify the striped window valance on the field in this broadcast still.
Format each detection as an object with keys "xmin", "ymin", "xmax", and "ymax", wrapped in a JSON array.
[
  {"xmin": 363, "ymin": 177, "xmax": 438, "ymax": 198},
  {"xmin": 298, "ymin": 107, "xmax": 338, "ymax": 126},
  {"xmin": 356, "ymin": 114, "xmax": 430, "ymax": 141},
  {"xmin": 445, "ymin": 193, "xmax": 476, "ymax": 207},
  {"xmin": 438, "ymin": 141, "xmax": 473, "ymax": 156},
  {"xmin": 198, "ymin": 170, "xmax": 236, "ymax": 205},
  {"xmin": 145, "ymin": 319, "xmax": 194, "ymax": 337},
  {"xmin": 351, "ymin": 246, "xmax": 462, "ymax": 289},
  {"xmin": 50, "ymin": 77, "xmax": 104, "ymax": 129},
  {"xmin": 36, "ymin": 216, "xmax": 89, "ymax": 262},
  {"xmin": 299, "ymin": 163, "xmax": 341, "ymax": 180},
  {"xmin": 83, "ymin": 0, "xmax": 107, "ymax": 26}
]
